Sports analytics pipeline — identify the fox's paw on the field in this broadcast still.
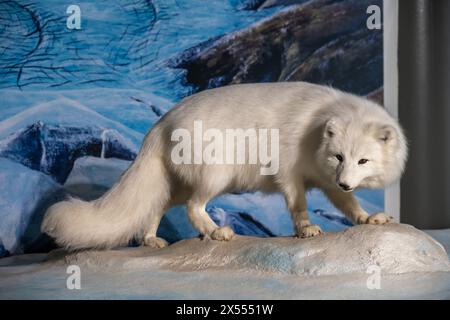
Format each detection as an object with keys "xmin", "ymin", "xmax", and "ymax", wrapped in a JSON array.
[
  {"xmin": 299, "ymin": 225, "xmax": 323, "ymax": 238},
  {"xmin": 366, "ymin": 212, "xmax": 393, "ymax": 225},
  {"xmin": 210, "ymin": 226, "xmax": 234, "ymax": 241},
  {"xmin": 143, "ymin": 236, "xmax": 169, "ymax": 248}
]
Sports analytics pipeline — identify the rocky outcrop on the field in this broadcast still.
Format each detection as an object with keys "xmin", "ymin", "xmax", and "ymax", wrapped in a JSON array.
[
  {"xmin": 0, "ymin": 122, "xmax": 137, "ymax": 184},
  {"xmin": 283, "ymin": 28, "xmax": 383, "ymax": 95},
  {"xmin": 172, "ymin": 0, "xmax": 383, "ymax": 96},
  {"xmin": 2, "ymin": 223, "xmax": 449, "ymax": 299},
  {"xmin": 56, "ymin": 224, "xmax": 449, "ymax": 276}
]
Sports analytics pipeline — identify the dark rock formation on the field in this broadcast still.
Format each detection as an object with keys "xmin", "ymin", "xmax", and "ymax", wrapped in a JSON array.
[
  {"xmin": 0, "ymin": 122, "xmax": 137, "ymax": 183},
  {"xmin": 172, "ymin": 0, "xmax": 383, "ymax": 96},
  {"xmin": 0, "ymin": 239, "xmax": 9, "ymax": 258},
  {"xmin": 286, "ymin": 28, "xmax": 383, "ymax": 95},
  {"xmin": 241, "ymin": 0, "xmax": 310, "ymax": 11}
]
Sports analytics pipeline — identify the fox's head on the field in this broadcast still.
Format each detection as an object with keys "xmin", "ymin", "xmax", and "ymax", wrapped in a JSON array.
[{"xmin": 316, "ymin": 117, "xmax": 408, "ymax": 192}]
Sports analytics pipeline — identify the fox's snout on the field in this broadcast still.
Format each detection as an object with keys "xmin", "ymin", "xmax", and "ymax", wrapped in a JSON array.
[{"xmin": 337, "ymin": 182, "xmax": 353, "ymax": 192}]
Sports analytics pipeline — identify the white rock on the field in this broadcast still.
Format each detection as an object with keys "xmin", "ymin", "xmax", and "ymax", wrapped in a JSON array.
[
  {"xmin": 57, "ymin": 223, "xmax": 449, "ymax": 276},
  {"xmin": 1, "ymin": 223, "xmax": 449, "ymax": 299}
]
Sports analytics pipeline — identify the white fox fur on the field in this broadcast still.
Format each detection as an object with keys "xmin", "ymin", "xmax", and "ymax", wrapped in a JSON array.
[{"xmin": 41, "ymin": 82, "xmax": 408, "ymax": 250}]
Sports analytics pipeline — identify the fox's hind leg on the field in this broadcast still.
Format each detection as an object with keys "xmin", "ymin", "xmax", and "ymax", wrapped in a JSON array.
[
  {"xmin": 143, "ymin": 210, "xmax": 169, "ymax": 248},
  {"xmin": 186, "ymin": 198, "xmax": 234, "ymax": 241}
]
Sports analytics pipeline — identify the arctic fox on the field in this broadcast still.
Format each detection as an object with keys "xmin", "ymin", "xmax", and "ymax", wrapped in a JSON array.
[{"xmin": 41, "ymin": 82, "xmax": 407, "ymax": 250}]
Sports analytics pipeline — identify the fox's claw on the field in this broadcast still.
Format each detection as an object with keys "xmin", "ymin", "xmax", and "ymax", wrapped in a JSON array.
[
  {"xmin": 299, "ymin": 225, "xmax": 323, "ymax": 238},
  {"xmin": 366, "ymin": 212, "xmax": 392, "ymax": 225},
  {"xmin": 143, "ymin": 236, "xmax": 169, "ymax": 248},
  {"xmin": 210, "ymin": 226, "xmax": 234, "ymax": 241}
]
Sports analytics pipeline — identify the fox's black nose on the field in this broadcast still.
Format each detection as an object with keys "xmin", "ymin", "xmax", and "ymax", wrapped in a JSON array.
[{"xmin": 339, "ymin": 183, "xmax": 351, "ymax": 191}]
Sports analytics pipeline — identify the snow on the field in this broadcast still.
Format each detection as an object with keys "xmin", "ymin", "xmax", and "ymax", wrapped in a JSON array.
[
  {"xmin": 425, "ymin": 229, "xmax": 450, "ymax": 256},
  {"xmin": 64, "ymin": 156, "xmax": 132, "ymax": 200},
  {"xmin": 0, "ymin": 158, "xmax": 61, "ymax": 254},
  {"xmin": 0, "ymin": 88, "xmax": 173, "ymax": 135},
  {"xmin": 0, "ymin": 95, "xmax": 144, "ymax": 145},
  {"xmin": 113, "ymin": 224, "xmax": 450, "ymax": 275},
  {"xmin": 0, "ymin": 224, "xmax": 448, "ymax": 299}
]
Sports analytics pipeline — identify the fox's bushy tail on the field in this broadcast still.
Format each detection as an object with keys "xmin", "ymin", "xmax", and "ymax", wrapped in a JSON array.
[{"xmin": 41, "ymin": 130, "xmax": 171, "ymax": 250}]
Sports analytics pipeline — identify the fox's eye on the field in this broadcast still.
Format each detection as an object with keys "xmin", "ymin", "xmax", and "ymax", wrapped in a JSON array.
[
  {"xmin": 358, "ymin": 159, "xmax": 369, "ymax": 165},
  {"xmin": 335, "ymin": 154, "xmax": 343, "ymax": 162}
]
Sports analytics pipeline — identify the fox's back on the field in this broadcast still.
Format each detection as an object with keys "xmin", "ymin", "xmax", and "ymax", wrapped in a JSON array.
[{"xmin": 162, "ymin": 82, "xmax": 333, "ymax": 131}]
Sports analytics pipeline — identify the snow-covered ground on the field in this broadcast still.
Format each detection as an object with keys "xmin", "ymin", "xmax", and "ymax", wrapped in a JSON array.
[{"xmin": 0, "ymin": 224, "xmax": 449, "ymax": 300}]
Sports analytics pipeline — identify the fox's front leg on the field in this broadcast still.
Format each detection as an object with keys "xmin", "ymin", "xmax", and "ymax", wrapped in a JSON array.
[
  {"xmin": 283, "ymin": 183, "xmax": 323, "ymax": 238},
  {"xmin": 323, "ymin": 188, "xmax": 392, "ymax": 225}
]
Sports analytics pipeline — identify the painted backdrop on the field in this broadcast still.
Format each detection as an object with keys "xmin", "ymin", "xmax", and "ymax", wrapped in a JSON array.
[{"xmin": 0, "ymin": 0, "xmax": 384, "ymax": 257}]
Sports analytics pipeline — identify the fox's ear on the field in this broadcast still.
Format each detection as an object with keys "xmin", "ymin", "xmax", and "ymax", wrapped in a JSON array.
[
  {"xmin": 324, "ymin": 119, "xmax": 338, "ymax": 138},
  {"xmin": 376, "ymin": 124, "xmax": 396, "ymax": 144}
]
